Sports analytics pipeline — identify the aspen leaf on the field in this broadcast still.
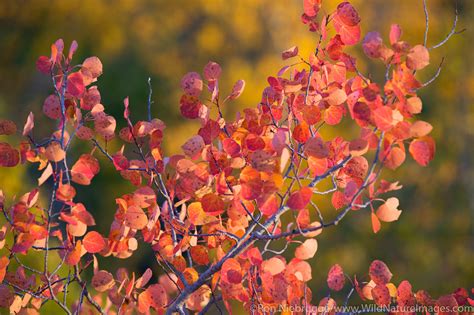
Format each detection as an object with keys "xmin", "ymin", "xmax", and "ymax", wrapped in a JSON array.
[
  {"xmin": 384, "ymin": 147, "xmax": 406, "ymax": 170},
  {"xmin": 406, "ymin": 45, "xmax": 430, "ymax": 70},
  {"xmin": 71, "ymin": 154, "xmax": 100, "ymax": 185},
  {"xmin": 262, "ymin": 257, "xmax": 285, "ymax": 276},
  {"xmin": 44, "ymin": 142, "xmax": 65, "ymax": 162},
  {"xmin": 409, "ymin": 136, "xmax": 435, "ymax": 166},
  {"xmin": 369, "ymin": 260, "xmax": 392, "ymax": 285},
  {"xmin": 295, "ymin": 238, "xmax": 318, "ymax": 260},
  {"xmin": 282, "ymin": 46, "xmax": 299, "ymax": 60},
  {"xmin": 190, "ymin": 245, "xmax": 210, "ymax": 265},
  {"xmin": 182, "ymin": 135, "xmax": 205, "ymax": 159},
  {"xmin": 287, "ymin": 187, "xmax": 312, "ymax": 210},
  {"xmin": 363, "ymin": 31, "xmax": 383, "ymax": 58},
  {"xmin": 65, "ymin": 241, "xmax": 82, "ymax": 266},
  {"xmin": 371, "ymin": 212, "xmax": 381, "ymax": 233},
  {"xmin": 83, "ymin": 231, "xmax": 106, "ymax": 253},
  {"xmin": 22, "ymin": 112, "xmax": 34, "ymax": 136},
  {"xmin": 203, "ymin": 61, "xmax": 221, "ymax": 81},
  {"xmin": 337, "ymin": 2, "xmax": 360, "ymax": 26},
  {"xmin": 397, "ymin": 280, "xmax": 415, "ymax": 306},
  {"xmin": 293, "ymin": 122, "xmax": 310, "ymax": 143},
  {"xmin": 124, "ymin": 205, "xmax": 148, "ymax": 230},
  {"xmin": 67, "ymin": 72, "xmax": 85, "ymax": 98},
  {"xmin": 410, "ymin": 120, "xmax": 433, "ymax": 138},
  {"xmin": 376, "ymin": 197, "xmax": 402, "ymax": 222},
  {"xmin": 136, "ymin": 268, "xmax": 153, "ymax": 289},
  {"xmin": 181, "ymin": 72, "xmax": 203, "ymax": 97},
  {"xmin": 327, "ymin": 264, "xmax": 345, "ymax": 291},
  {"xmin": 303, "ymin": 0, "xmax": 321, "ymax": 17},
  {"xmin": 229, "ymin": 79, "xmax": 245, "ymax": 100},
  {"xmin": 373, "ymin": 106, "xmax": 393, "ymax": 131},
  {"xmin": 389, "ymin": 24, "xmax": 402, "ymax": 45},
  {"xmin": 304, "ymin": 137, "xmax": 329, "ymax": 158},
  {"xmin": 221, "ymin": 258, "xmax": 242, "ymax": 284},
  {"xmin": 43, "ymin": 95, "xmax": 61, "ymax": 120},
  {"xmin": 372, "ymin": 284, "xmax": 391, "ymax": 306},
  {"xmin": 0, "ymin": 120, "xmax": 17, "ymax": 135},
  {"xmin": 92, "ymin": 270, "xmax": 114, "ymax": 292},
  {"xmin": 201, "ymin": 193, "xmax": 225, "ymax": 216},
  {"xmin": 349, "ymin": 138, "xmax": 368, "ymax": 156},
  {"xmin": 332, "ymin": 13, "xmax": 361, "ymax": 45},
  {"xmin": 0, "ymin": 143, "xmax": 19, "ymax": 167}
]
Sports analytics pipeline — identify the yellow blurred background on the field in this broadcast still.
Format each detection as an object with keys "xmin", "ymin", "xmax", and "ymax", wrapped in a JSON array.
[{"xmin": 0, "ymin": 0, "xmax": 472, "ymax": 309}]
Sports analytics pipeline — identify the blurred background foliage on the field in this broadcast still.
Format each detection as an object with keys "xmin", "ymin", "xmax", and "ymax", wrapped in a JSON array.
[{"xmin": 0, "ymin": 0, "xmax": 472, "ymax": 309}]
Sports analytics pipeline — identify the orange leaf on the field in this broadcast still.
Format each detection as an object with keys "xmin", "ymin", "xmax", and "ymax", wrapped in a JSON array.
[
  {"xmin": 376, "ymin": 197, "xmax": 402, "ymax": 222},
  {"xmin": 83, "ymin": 231, "xmax": 106, "ymax": 254},
  {"xmin": 124, "ymin": 205, "xmax": 148, "ymax": 230},
  {"xmin": 409, "ymin": 136, "xmax": 435, "ymax": 166}
]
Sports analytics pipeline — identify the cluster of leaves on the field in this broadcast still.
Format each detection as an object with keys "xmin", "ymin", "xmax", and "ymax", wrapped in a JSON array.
[{"xmin": 0, "ymin": 0, "xmax": 471, "ymax": 314}]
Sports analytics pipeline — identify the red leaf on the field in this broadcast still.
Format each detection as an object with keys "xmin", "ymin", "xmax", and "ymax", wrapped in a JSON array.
[
  {"xmin": 71, "ymin": 154, "xmax": 100, "ymax": 185},
  {"xmin": 0, "ymin": 143, "xmax": 20, "ymax": 167},
  {"xmin": 0, "ymin": 120, "xmax": 17, "ymax": 136},
  {"xmin": 36, "ymin": 56, "xmax": 52, "ymax": 74},
  {"xmin": 332, "ymin": 13, "xmax": 361, "ymax": 45},
  {"xmin": 389, "ymin": 24, "xmax": 402, "ymax": 45},
  {"xmin": 304, "ymin": 137, "xmax": 329, "ymax": 158},
  {"xmin": 372, "ymin": 284, "xmax": 391, "ymax": 306},
  {"xmin": 327, "ymin": 264, "xmax": 345, "ymax": 291},
  {"xmin": 362, "ymin": 31, "xmax": 383, "ymax": 58},
  {"xmin": 303, "ymin": 0, "xmax": 322, "ymax": 17},
  {"xmin": 43, "ymin": 94, "xmax": 61, "ymax": 120},
  {"xmin": 336, "ymin": 2, "xmax": 360, "ymax": 26},
  {"xmin": 287, "ymin": 187, "xmax": 312, "ymax": 210},
  {"xmin": 409, "ymin": 136, "xmax": 435, "ymax": 166},
  {"xmin": 67, "ymin": 72, "xmax": 85, "ymax": 98},
  {"xmin": 181, "ymin": 72, "xmax": 203, "ymax": 97},
  {"xmin": 83, "ymin": 231, "xmax": 106, "ymax": 254},
  {"xmin": 221, "ymin": 258, "xmax": 242, "ymax": 284},
  {"xmin": 203, "ymin": 61, "xmax": 222, "ymax": 81},
  {"xmin": 369, "ymin": 260, "xmax": 392, "ymax": 285}
]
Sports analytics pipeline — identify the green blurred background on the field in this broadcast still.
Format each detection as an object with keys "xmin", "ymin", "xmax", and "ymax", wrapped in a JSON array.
[{"xmin": 0, "ymin": 0, "xmax": 472, "ymax": 308}]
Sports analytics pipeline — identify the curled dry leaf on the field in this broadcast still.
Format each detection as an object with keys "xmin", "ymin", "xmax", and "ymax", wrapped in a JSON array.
[
  {"xmin": 229, "ymin": 79, "xmax": 245, "ymax": 100},
  {"xmin": 22, "ymin": 112, "xmax": 34, "ymax": 136},
  {"xmin": 282, "ymin": 46, "xmax": 299, "ymax": 60}
]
